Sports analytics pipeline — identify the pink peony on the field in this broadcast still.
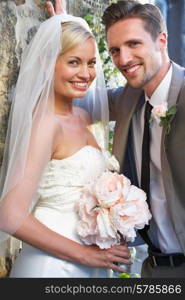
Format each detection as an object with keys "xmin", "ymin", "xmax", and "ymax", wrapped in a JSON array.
[
  {"xmin": 75, "ymin": 191, "xmax": 98, "ymax": 241},
  {"xmin": 90, "ymin": 171, "xmax": 131, "ymax": 208},
  {"xmin": 76, "ymin": 171, "xmax": 152, "ymax": 248},
  {"xmin": 95, "ymin": 208, "xmax": 120, "ymax": 249},
  {"xmin": 110, "ymin": 186, "xmax": 152, "ymax": 242}
]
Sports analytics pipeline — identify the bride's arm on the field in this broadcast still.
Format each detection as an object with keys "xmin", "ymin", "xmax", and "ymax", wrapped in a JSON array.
[
  {"xmin": 14, "ymin": 213, "xmax": 131, "ymax": 272},
  {"xmin": 2, "ymin": 117, "xmax": 131, "ymax": 273}
]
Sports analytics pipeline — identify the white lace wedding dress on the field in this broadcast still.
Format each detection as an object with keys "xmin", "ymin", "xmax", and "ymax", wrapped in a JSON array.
[{"xmin": 10, "ymin": 137, "xmax": 119, "ymax": 277}]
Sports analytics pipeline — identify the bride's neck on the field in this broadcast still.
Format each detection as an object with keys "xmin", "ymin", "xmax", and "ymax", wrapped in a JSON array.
[{"xmin": 55, "ymin": 95, "xmax": 73, "ymax": 116}]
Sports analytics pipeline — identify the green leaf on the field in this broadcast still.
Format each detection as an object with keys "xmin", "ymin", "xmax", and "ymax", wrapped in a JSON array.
[
  {"xmin": 166, "ymin": 104, "xmax": 177, "ymax": 116},
  {"xmin": 158, "ymin": 104, "xmax": 177, "ymax": 134},
  {"xmin": 83, "ymin": 12, "xmax": 121, "ymax": 86},
  {"xmin": 118, "ymin": 273, "xmax": 131, "ymax": 278}
]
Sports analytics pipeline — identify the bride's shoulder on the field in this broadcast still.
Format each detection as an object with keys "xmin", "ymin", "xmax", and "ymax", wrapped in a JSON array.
[{"xmin": 37, "ymin": 114, "xmax": 61, "ymax": 134}]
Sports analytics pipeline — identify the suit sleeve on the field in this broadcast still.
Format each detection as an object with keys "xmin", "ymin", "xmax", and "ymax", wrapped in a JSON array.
[{"xmin": 108, "ymin": 87, "xmax": 125, "ymax": 121}]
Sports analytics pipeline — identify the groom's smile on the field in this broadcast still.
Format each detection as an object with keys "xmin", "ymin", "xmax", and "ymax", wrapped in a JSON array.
[{"xmin": 107, "ymin": 17, "xmax": 166, "ymax": 93}]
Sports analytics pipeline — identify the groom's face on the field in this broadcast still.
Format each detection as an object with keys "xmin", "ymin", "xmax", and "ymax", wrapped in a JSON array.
[{"xmin": 107, "ymin": 17, "xmax": 166, "ymax": 91}]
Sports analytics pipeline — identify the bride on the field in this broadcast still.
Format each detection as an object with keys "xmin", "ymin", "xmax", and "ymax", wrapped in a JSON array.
[{"xmin": 0, "ymin": 2, "xmax": 131, "ymax": 277}]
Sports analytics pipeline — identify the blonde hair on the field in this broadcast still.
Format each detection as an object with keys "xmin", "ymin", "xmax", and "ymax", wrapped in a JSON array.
[{"xmin": 60, "ymin": 21, "xmax": 95, "ymax": 55}]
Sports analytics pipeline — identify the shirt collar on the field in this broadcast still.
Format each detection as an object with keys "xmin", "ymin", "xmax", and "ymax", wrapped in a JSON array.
[{"xmin": 145, "ymin": 64, "xmax": 172, "ymax": 107}]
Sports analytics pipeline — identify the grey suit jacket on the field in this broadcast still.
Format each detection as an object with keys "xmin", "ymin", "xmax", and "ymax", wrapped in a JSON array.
[{"xmin": 108, "ymin": 61, "xmax": 185, "ymax": 253}]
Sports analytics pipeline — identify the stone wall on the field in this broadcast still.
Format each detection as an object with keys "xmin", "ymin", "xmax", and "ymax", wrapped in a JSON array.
[
  {"xmin": 68, "ymin": 0, "xmax": 109, "ymax": 17},
  {"xmin": 0, "ymin": 0, "xmax": 50, "ymax": 277},
  {"xmin": 0, "ymin": 0, "xmax": 48, "ymax": 165}
]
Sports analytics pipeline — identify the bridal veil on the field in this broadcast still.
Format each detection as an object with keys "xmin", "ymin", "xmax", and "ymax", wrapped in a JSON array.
[{"xmin": 0, "ymin": 14, "xmax": 109, "ymax": 242}]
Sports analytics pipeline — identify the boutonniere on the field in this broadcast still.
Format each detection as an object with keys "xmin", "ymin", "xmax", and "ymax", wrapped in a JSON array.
[{"xmin": 151, "ymin": 103, "xmax": 177, "ymax": 134}]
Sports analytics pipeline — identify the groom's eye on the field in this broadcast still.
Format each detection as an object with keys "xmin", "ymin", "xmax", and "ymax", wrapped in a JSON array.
[
  {"xmin": 109, "ymin": 48, "xmax": 120, "ymax": 56},
  {"xmin": 128, "ymin": 41, "xmax": 141, "ymax": 48}
]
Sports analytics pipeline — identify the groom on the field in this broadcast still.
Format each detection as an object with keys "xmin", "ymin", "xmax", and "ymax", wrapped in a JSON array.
[{"xmin": 47, "ymin": 0, "xmax": 185, "ymax": 277}]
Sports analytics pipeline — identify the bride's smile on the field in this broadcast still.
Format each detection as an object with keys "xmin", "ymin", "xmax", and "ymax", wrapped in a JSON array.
[{"xmin": 54, "ymin": 38, "xmax": 96, "ymax": 102}]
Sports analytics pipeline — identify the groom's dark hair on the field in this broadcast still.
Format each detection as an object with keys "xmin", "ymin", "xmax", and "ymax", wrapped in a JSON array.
[{"xmin": 102, "ymin": 0, "xmax": 167, "ymax": 41}]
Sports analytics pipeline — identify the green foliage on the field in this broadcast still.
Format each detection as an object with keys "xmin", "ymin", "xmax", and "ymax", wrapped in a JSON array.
[
  {"xmin": 83, "ymin": 11, "xmax": 121, "ymax": 87},
  {"xmin": 118, "ymin": 272, "xmax": 141, "ymax": 278},
  {"xmin": 108, "ymin": 129, "xmax": 113, "ymax": 153},
  {"xmin": 159, "ymin": 104, "xmax": 177, "ymax": 134},
  {"xmin": 118, "ymin": 272, "xmax": 131, "ymax": 278}
]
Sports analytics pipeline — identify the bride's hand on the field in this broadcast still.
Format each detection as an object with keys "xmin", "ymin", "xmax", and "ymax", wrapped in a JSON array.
[
  {"xmin": 46, "ymin": 0, "xmax": 67, "ymax": 16},
  {"xmin": 81, "ymin": 243, "xmax": 132, "ymax": 273}
]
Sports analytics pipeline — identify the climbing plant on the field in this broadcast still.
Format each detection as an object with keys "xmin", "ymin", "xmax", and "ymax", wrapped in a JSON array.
[{"xmin": 83, "ymin": 0, "xmax": 123, "ymax": 87}]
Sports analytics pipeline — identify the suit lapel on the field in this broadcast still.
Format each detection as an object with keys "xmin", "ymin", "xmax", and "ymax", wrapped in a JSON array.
[
  {"xmin": 161, "ymin": 62, "xmax": 185, "ymax": 143},
  {"xmin": 113, "ymin": 85, "xmax": 143, "ymax": 167}
]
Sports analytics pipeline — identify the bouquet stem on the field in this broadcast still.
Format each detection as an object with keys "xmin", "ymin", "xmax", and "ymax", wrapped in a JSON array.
[{"xmin": 113, "ymin": 247, "xmax": 141, "ymax": 278}]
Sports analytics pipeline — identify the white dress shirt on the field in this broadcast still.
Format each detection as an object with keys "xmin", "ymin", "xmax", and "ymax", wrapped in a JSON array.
[{"xmin": 132, "ymin": 65, "xmax": 182, "ymax": 253}]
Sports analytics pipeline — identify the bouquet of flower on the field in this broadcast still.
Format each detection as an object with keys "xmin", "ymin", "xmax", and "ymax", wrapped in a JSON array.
[{"xmin": 76, "ymin": 171, "xmax": 152, "ymax": 249}]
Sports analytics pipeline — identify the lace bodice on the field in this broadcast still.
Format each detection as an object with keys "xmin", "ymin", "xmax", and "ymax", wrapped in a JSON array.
[
  {"xmin": 35, "ymin": 146, "xmax": 108, "ymax": 213},
  {"xmin": 34, "ymin": 122, "xmax": 120, "ymax": 215}
]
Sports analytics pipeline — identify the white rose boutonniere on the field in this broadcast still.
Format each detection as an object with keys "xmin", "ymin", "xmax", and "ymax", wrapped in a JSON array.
[{"xmin": 151, "ymin": 103, "xmax": 177, "ymax": 134}]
